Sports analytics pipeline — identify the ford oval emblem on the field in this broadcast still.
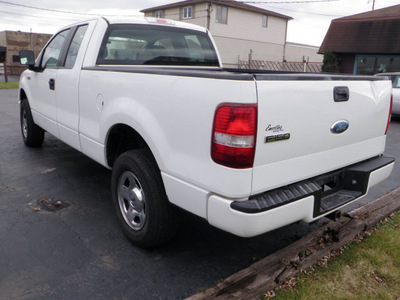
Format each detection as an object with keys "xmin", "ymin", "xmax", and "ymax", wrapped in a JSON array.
[{"xmin": 331, "ymin": 120, "xmax": 349, "ymax": 134}]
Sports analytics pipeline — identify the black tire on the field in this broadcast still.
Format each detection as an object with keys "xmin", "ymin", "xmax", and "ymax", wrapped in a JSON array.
[
  {"xmin": 20, "ymin": 99, "xmax": 45, "ymax": 147},
  {"xmin": 111, "ymin": 149, "xmax": 179, "ymax": 248}
]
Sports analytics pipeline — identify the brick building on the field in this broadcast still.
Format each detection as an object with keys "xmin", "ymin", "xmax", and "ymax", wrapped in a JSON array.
[{"xmin": 0, "ymin": 31, "xmax": 52, "ymax": 64}]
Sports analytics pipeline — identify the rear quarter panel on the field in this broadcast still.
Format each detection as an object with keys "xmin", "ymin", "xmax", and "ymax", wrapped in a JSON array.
[{"xmin": 78, "ymin": 69, "xmax": 257, "ymax": 200}]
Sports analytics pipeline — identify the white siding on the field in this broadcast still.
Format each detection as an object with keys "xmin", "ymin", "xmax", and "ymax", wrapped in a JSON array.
[
  {"xmin": 209, "ymin": 7, "xmax": 287, "ymax": 67},
  {"xmin": 144, "ymin": 3, "xmax": 290, "ymax": 67},
  {"xmin": 214, "ymin": 36, "xmax": 285, "ymax": 68},
  {"xmin": 144, "ymin": 4, "xmax": 208, "ymax": 28},
  {"xmin": 209, "ymin": 6, "xmax": 286, "ymax": 45},
  {"xmin": 285, "ymin": 42, "xmax": 323, "ymax": 62}
]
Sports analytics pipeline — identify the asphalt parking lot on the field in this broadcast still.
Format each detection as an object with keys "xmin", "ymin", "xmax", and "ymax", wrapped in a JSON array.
[{"xmin": 1, "ymin": 88, "xmax": 399, "ymax": 299}]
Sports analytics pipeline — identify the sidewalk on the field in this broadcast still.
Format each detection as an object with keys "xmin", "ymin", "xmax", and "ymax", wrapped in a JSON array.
[{"xmin": 0, "ymin": 74, "xmax": 19, "ymax": 82}]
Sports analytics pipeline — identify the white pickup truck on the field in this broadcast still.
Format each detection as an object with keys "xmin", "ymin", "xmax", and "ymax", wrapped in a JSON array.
[{"xmin": 19, "ymin": 17, "xmax": 394, "ymax": 247}]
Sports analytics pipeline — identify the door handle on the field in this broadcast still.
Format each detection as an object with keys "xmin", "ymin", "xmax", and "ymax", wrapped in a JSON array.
[
  {"xmin": 334, "ymin": 86, "xmax": 349, "ymax": 102},
  {"xmin": 49, "ymin": 78, "xmax": 55, "ymax": 90}
]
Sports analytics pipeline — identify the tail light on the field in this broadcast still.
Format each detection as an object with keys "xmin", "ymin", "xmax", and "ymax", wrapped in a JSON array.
[
  {"xmin": 211, "ymin": 103, "xmax": 257, "ymax": 168},
  {"xmin": 385, "ymin": 94, "xmax": 393, "ymax": 135}
]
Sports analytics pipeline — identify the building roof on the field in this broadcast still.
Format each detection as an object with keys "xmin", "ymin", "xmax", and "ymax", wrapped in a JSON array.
[
  {"xmin": 319, "ymin": 4, "xmax": 400, "ymax": 54},
  {"xmin": 141, "ymin": 0, "xmax": 292, "ymax": 20}
]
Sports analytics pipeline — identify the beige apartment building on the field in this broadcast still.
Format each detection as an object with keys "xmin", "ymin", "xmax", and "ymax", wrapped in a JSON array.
[
  {"xmin": 285, "ymin": 42, "xmax": 322, "ymax": 63},
  {"xmin": 142, "ymin": 0, "xmax": 322, "ymax": 67}
]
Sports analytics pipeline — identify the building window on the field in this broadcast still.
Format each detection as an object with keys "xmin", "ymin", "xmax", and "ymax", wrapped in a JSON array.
[
  {"xmin": 154, "ymin": 10, "xmax": 164, "ymax": 18},
  {"xmin": 216, "ymin": 5, "xmax": 228, "ymax": 24},
  {"xmin": 183, "ymin": 6, "xmax": 193, "ymax": 19},
  {"xmin": 262, "ymin": 15, "xmax": 268, "ymax": 27},
  {"xmin": 354, "ymin": 54, "xmax": 400, "ymax": 75}
]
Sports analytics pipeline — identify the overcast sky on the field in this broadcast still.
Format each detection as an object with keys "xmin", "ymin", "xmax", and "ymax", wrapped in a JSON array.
[{"xmin": 0, "ymin": 0, "xmax": 399, "ymax": 46}]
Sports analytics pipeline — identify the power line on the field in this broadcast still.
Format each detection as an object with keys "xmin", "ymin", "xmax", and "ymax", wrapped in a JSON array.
[
  {"xmin": 0, "ymin": 9, "xmax": 82, "ymax": 21},
  {"xmin": 0, "ymin": 0, "xmax": 341, "ymax": 18},
  {"xmin": 0, "ymin": 0, "xmax": 142, "ymax": 17},
  {"xmin": 236, "ymin": 0, "xmax": 343, "ymax": 16},
  {"xmin": 0, "ymin": 0, "xmax": 99, "ymax": 16},
  {"xmin": 259, "ymin": 3, "xmax": 343, "ymax": 16},
  {"xmin": 238, "ymin": 0, "xmax": 339, "ymax": 3},
  {"xmin": 0, "ymin": 0, "xmax": 343, "ymax": 23}
]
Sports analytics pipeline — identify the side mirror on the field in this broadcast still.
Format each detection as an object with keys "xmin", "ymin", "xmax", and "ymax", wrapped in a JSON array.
[{"xmin": 19, "ymin": 50, "xmax": 36, "ymax": 70}]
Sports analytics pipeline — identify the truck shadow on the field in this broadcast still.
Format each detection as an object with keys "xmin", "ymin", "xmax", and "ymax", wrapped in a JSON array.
[{"xmin": 13, "ymin": 134, "xmax": 323, "ymax": 299}]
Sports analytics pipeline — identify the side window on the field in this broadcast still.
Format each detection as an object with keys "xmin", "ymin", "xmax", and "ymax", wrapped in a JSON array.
[
  {"xmin": 41, "ymin": 29, "xmax": 71, "ymax": 69},
  {"xmin": 65, "ymin": 25, "xmax": 88, "ymax": 68},
  {"xmin": 184, "ymin": 35, "xmax": 204, "ymax": 60},
  {"xmin": 393, "ymin": 76, "xmax": 400, "ymax": 88}
]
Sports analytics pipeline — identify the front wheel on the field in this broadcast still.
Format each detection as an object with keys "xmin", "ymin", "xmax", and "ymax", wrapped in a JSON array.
[
  {"xmin": 20, "ymin": 99, "xmax": 45, "ymax": 147},
  {"xmin": 111, "ymin": 149, "xmax": 179, "ymax": 248}
]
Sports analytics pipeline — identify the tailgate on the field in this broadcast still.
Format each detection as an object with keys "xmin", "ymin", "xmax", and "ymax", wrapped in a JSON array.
[{"xmin": 252, "ymin": 74, "xmax": 392, "ymax": 195}]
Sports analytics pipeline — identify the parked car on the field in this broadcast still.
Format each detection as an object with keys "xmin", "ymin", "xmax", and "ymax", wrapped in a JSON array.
[{"xmin": 375, "ymin": 72, "xmax": 400, "ymax": 116}]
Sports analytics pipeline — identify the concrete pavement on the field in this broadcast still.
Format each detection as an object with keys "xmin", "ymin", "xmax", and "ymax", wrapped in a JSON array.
[{"xmin": 1, "ymin": 88, "xmax": 399, "ymax": 299}]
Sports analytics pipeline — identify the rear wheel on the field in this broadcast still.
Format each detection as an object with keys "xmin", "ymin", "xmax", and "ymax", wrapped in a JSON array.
[
  {"xmin": 111, "ymin": 149, "xmax": 179, "ymax": 248},
  {"xmin": 20, "ymin": 99, "xmax": 45, "ymax": 147}
]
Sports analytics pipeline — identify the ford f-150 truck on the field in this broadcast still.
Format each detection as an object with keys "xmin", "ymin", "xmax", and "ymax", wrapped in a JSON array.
[{"xmin": 18, "ymin": 17, "xmax": 395, "ymax": 247}]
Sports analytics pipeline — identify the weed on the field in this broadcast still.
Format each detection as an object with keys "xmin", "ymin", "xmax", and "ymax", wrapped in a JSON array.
[{"xmin": 263, "ymin": 212, "xmax": 400, "ymax": 300}]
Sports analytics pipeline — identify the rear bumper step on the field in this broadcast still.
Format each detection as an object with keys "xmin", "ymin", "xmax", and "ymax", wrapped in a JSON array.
[{"xmin": 231, "ymin": 155, "xmax": 395, "ymax": 217}]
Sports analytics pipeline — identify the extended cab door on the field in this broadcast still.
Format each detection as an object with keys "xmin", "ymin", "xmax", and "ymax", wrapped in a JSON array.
[
  {"xmin": 28, "ymin": 28, "xmax": 72, "ymax": 138},
  {"xmin": 55, "ymin": 24, "xmax": 90, "ymax": 150},
  {"xmin": 30, "ymin": 21, "xmax": 95, "ymax": 151}
]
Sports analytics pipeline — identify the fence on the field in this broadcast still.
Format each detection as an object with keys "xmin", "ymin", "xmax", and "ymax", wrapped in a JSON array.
[
  {"xmin": 5, "ymin": 63, "xmax": 27, "ymax": 76},
  {"xmin": 1, "ymin": 63, "xmax": 27, "ymax": 82},
  {"xmin": 238, "ymin": 59, "xmax": 322, "ymax": 73}
]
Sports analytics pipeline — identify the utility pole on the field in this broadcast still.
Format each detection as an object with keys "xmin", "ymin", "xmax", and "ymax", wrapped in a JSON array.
[
  {"xmin": 206, "ymin": 1, "xmax": 212, "ymax": 30},
  {"xmin": 372, "ymin": 0, "xmax": 376, "ymax": 10},
  {"xmin": 30, "ymin": 28, "xmax": 33, "ymax": 51},
  {"xmin": 282, "ymin": 20, "xmax": 288, "ymax": 62}
]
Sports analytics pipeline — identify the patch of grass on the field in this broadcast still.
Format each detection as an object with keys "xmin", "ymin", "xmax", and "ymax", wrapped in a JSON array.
[
  {"xmin": 265, "ymin": 213, "xmax": 400, "ymax": 299},
  {"xmin": 0, "ymin": 81, "xmax": 19, "ymax": 89}
]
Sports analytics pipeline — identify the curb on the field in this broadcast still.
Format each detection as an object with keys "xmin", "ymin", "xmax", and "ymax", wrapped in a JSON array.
[{"xmin": 186, "ymin": 187, "xmax": 400, "ymax": 300}]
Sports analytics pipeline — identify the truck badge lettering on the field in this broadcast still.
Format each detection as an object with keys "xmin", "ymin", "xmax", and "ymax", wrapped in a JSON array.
[{"xmin": 265, "ymin": 133, "xmax": 290, "ymax": 143}]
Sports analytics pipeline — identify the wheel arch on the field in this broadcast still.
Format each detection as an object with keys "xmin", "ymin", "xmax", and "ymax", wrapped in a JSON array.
[
  {"xmin": 19, "ymin": 88, "xmax": 27, "ymax": 102},
  {"xmin": 105, "ymin": 123, "xmax": 156, "ymax": 168}
]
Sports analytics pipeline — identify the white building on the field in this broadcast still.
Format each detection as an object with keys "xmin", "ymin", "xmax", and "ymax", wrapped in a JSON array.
[
  {"xmin": 142, "ymin": 0, "xmax": 322, "ymax": 68},
  {"xmin": 285, "ymin": 42, "xmax": 322, "ymax": 63}
]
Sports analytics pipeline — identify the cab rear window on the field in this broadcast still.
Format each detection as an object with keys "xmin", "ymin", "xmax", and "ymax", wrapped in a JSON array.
[{"xmin": 96, "ymin": 24, "xmax": 219, "ymax": 67}]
